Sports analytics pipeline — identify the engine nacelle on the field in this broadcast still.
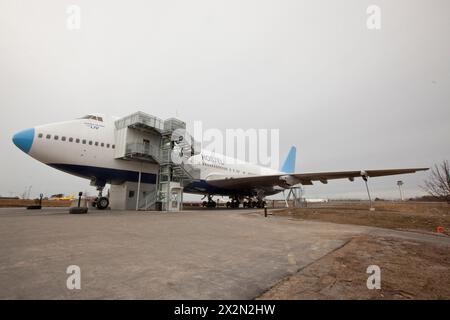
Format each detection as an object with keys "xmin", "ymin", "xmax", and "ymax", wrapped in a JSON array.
[{"xmin": 279, "ymin": 175, "xmax": 301, "ymax": 186}]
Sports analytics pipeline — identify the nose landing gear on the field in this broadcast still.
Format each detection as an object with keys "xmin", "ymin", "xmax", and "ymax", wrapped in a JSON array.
[{"xmin": 93, "ymin": 185, "xmax": 109, "ymax": 210}]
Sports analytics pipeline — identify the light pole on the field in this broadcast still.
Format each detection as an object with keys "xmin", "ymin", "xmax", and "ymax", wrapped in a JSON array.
[{"xmin": 397, "ymin": 180, "xmax": 404, "ymax": 201}]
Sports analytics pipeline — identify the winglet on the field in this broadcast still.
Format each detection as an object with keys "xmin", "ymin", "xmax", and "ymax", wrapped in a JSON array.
[{"xmin": 280, "ymin": 146, "xmax": 296, "ymax": 173}]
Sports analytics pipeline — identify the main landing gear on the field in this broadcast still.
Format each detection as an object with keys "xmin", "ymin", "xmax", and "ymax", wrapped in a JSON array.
[
  {"xmin": 93, "ymin": 185, "xmax": 109, "ymax": 210},
  {"xmin": 226, "ymin": 196, "xmax": 241, "ymax": 209},
  {"xmin": 202, "ymin": 195, "xmax": 217, "ymax": 208},
  {"xmin": 243, "ymin": 198, "xmax": 266, "ymax": 208}
]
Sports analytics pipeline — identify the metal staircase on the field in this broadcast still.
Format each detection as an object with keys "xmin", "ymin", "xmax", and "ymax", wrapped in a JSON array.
[
  {"xmin": 139, "ymin": 190, "xmax": 158, "ymax": 210},
  {"xmin": 114, "ymin": 112, "xmax": 201, "ymax": 211},
  {"xmin": 155, "ymin": 120, "xmax": 201, "ymax": 211}
]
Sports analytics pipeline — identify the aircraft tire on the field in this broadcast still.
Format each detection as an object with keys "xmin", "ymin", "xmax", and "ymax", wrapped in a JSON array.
[{"xmin": 97, "ymin": 197, "xmax": 109, "ymax": 210}]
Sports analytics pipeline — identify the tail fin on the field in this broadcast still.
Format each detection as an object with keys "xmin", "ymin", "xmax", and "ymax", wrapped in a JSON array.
[{"xmin": 280, "ymin": 146, "xmax": 296, "ymax": 174}]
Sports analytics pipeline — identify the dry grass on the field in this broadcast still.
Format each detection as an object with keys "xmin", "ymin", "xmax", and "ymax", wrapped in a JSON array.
[
  {"xmin": 258, "ymin": 235, "xmax": 450, "ymax": 300},
  {"xmin": 275, "ymin": 201, "xmax": 450, "ymax": 235},
  {"xmin": 0, "ymin": 199, "xmax": 71, "ymax": 208}
]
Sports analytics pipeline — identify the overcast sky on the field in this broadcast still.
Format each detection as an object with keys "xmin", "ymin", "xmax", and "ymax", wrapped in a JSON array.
[{"xmin": 1, "ymin": 0, "xmax": 449, "ymax": 200}]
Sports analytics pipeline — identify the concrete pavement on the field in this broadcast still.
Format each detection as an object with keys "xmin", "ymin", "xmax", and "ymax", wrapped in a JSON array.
[{"xmin": 0, "ymin": 207, "xmax": 448, "ymax": 299}]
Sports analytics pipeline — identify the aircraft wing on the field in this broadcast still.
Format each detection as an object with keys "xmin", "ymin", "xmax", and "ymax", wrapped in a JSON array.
[{"xmin": 205, "ymin": 168, "xmax": 429, "ymax": 191}]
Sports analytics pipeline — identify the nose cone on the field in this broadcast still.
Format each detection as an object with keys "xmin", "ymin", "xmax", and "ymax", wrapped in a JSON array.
[{"xmin": 12, "ymin": 128, "xmax": 35, "ymax": 153}]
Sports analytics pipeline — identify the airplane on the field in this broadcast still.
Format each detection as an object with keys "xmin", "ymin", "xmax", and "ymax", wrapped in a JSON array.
[
  {"xmin": 12, "ymin": 113, "xmax": 428, "ymax": 210},
  {"xmin": 49, "ymin": 194, "xmax": 75, "ymax": 201}
]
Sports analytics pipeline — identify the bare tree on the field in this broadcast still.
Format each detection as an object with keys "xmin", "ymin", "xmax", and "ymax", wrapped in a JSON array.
[{"xmin": 422, "ymin": 160, "xmax": 450, "ymax": 203}]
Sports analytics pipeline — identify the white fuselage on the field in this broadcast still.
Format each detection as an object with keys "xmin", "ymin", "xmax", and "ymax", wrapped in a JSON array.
[{"xmin": 16, "ymin": 114, "xmax": 282, "ymax": 196}]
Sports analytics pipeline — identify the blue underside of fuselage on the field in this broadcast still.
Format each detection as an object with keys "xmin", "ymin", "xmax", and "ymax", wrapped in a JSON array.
[
  {"xmin": 182, "ymin": 180, "xmax": 233, "ymax": 195},
  {"xmin": 47, "ymin": 163, "xmax": 231, "ymax": 195},
  {"xmin": 48, "ymin": 163, "xmax": 157, "ymax": 185}
]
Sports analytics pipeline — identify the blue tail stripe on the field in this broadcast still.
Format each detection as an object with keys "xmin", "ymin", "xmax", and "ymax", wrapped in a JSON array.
[{"xmin": 280, "ymin": 146, "xmax": 296, "ymax": 173}]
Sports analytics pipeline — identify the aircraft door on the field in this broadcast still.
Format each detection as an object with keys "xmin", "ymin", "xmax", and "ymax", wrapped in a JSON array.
[
  {"xmin": 169, "ymin": 186, "xmax": 182, "ymax": 211},
  {"xmin": 143, "ymin": 139, "xmax": 150, "ymax": 154}
]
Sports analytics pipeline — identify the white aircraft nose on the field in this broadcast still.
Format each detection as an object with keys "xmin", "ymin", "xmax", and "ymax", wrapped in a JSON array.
[{"xmin": 12, "ymin": 128, "xmax": 35, "ymax": 154}]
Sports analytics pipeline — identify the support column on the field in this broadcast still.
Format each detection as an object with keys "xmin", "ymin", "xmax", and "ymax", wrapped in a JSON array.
[
  {"xmin": 362, "ymin": 175, "xmax": 374, "ymax": 211},
  {"xmin": 282, "ymin": 190, "xmax": 289, "ymax": 208},
  {"xmin": 136, "ymin": 166, "xmax": 142, "ymax": 211}
]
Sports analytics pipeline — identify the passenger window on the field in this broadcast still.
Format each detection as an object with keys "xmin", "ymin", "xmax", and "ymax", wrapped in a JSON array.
[
  {"xmin": 46, "ymin": 134, "xmax": 51, "ymax": 139},
  {"xmin": 97, "ymin": 117, "xmax": 103, "ymax": 122},
  {"xmin": 89, "ymin": 141, "xmax": 93, "ymax": 145},
  {"xmin": 75, "ymin": 138, "xmax": 80, "ymax": 143},
  {"xmin": 69, "ymin": 137, "xmax": 73, "ymax": 142},
  {"xmin": 38, "ymin": 133, "xmax": 43, "ymax": 138},
  {"xmin": 82, "ymin": 139, "xmax": 86, "ymax": 144},
  {"xmin": 101, "ymin": 143, "xmax": 104, "ymax": 147},
  {"xmin": 112, "ymin": 145, "xmax": 115, "ymax": 149},
  {"xmin": 106, "ymin": 144, "xmax": 110, "ymax": 148},
  {"xmin": 62, "ymin": 137, "xmax": 66, "ymax": 141},
  {"xmin": 95, "ymin": 142, "xmax": 99, "ymax": 146}
]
